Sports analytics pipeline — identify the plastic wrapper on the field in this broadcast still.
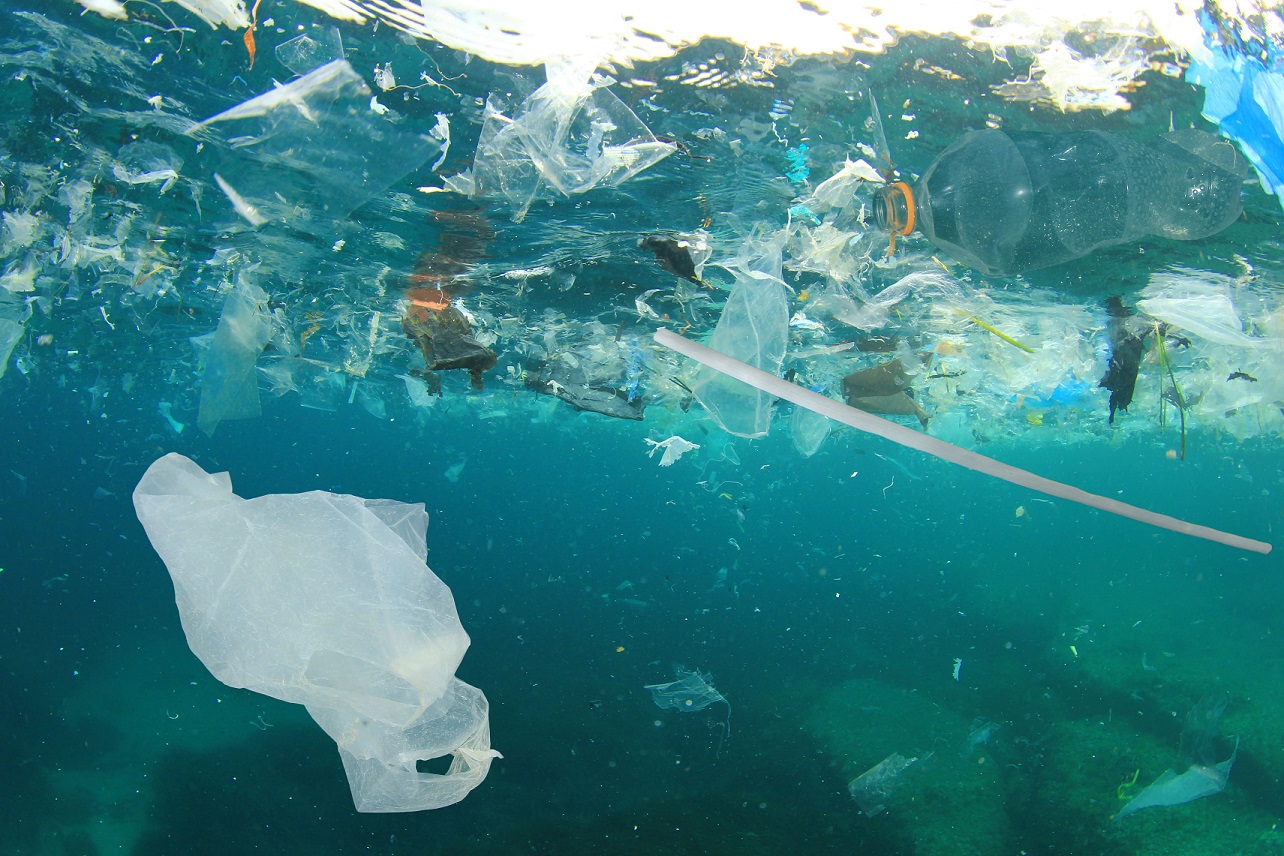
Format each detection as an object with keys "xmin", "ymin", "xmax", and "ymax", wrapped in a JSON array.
[{"xmin": 848, "ymin": 752, "xmax": 919, "ymax": 816}]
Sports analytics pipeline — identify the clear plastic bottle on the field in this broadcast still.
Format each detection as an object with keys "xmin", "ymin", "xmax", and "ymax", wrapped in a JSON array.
[{"xmin": 875, "ymin": 129, "xmax": 1247, "ymax": 275}]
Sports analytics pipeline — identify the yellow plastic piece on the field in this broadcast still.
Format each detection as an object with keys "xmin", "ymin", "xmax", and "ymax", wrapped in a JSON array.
[
  {"xmin": 1117, "ymin": 768, "xmax": 1140, "ymax": 800},
  {"xmin": 969, "ymin": 315, "xmax": 1034, "ymax": 354}
]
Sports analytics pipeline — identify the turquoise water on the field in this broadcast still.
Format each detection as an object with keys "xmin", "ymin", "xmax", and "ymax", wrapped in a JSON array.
[{"xmin": 1, "ymin": 3, "xmax": 1282, "ymax": 854}]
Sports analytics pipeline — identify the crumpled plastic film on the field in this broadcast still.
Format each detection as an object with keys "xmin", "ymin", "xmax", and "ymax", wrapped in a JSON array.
[
  {"xmin": 452, "ymin": 57, "xmax": 675, "ymax": 221},
  {"xmin": 690, "ymin": 228, "xmax": 790, "ymax": 438},
  {"xmin": 188, "ymin": 59, "xmax": 444, "ymax": 228}
]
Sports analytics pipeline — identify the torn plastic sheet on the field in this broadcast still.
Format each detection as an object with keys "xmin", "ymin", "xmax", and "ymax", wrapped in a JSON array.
[
  {"xmin": 456, "ymin": 58, "xmax": 675, "ymax": 222},
  {"xmin": 260, "ymin": 357, "xmax": 349, "ymax": 411},
  {"xmin": 188, "ymin": 60, "xmax": 443, "ymax": 227},
  {"xmin": 112, "ymin": 141, "xmax": 182, "ymax": 194},
  {"xmin": 275, "ymin": 27, "xmax": 345, "ymax": 77},
  {"xmin": 0, "ymin": 316, "xmax": 22, "ymax": 379},
  {"xmin": 526, "ymin": 360, "xmax": 644, "ymax": 420},
  {"xmin": 849, "ymin": 752, "xmax": 919, "ymax": 816},
  {"xmin": 655, "ymin": 328, "xmax": 1272, "ymax": 554},
  {"xmin": 1, "ymin": 211, "xmax": 43, "ymax": 256},
  {"xmin": 1136, "ymin": 272, "xmax": 1263, "ymax": 348},
  {"xmin": 812, "ymin": 271, "xmax": 966, "ymax": 332},
  {"xmin": 645, "ymin": 435, "xmax": 699, "ymax": 466},
  {"xmin": 1116, "ymin": 741, "xmax": 1238, "ymax": 819},
  {"xmin": 197, "ymin": 281, "xmax": 272, "ymax": 436},
  {"xmin": 169, "ymin": 0, "xmax": 250, "ymax": 29}
]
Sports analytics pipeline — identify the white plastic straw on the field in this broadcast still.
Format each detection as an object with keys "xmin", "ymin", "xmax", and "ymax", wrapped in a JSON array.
[{"xmin": 654, "ymin": 328, "xmax": 1272, "ymax": 555}]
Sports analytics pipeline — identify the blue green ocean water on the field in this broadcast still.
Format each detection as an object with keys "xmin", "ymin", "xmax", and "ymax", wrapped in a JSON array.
[{"xmin": 1, "ymin": 2, "xmax": 1282, "ymax": 854}]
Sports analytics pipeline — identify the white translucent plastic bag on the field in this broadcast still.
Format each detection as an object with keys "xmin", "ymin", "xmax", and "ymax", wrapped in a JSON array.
[
  {"xmin": 133, "ymin": 453, "xmax": 499, "ymax": 812},
  {"xmin": 690, "ymin": 228, "xmax": 790, "ymax": 438},
  {"xmin": 1137, "ymin": 272, "xmax": 1262, "ymax": 347}
]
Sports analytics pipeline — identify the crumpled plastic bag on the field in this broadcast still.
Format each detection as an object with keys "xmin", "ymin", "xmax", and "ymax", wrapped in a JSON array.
[
  {"xmin": 690, "ymin": 228, "xmax": 790, "ymax": 437},
  {"xmin": 448, "ymin": 56, "xmax": 675, "ymax": 221},
  {"xmin": 1136, "ymin": 272, "xmax": 1262, "ymax": 348},
  {"xmin": 133, "ymin": 453, "xmax": 500, "ymax": 812}
]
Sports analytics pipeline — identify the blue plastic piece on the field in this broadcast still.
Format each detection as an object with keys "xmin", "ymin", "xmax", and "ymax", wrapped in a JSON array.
[
  {"xmin": 623, "ymin": 343, "xmax": 645, "ymax": 402},
  {"xmin": 789, "ymin": 204, "xmax": 821, "ymax": 224},
  {"xmin": 1187, "ymin": 37, "xmax": 1284, "ymax": 209},
  {"xmin": 784, "ymin": 143, "xmax": 810, "ymax": 185}
]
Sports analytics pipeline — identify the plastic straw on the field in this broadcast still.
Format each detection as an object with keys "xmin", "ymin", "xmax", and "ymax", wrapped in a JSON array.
[{"xmin": 654, "ymin": 328, "xmax": 1271, "ymax": 555}]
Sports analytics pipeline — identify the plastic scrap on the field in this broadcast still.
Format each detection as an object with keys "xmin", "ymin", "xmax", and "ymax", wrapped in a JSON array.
[
  {"xmin": 403, "ymin": 306, "xmax": 497, "ymax": 392},
  {"xmin": 188, "ymin": 59, "xmax": 443, "ymax": 227},
  {"xmin": 275, "ymin": 27, "xmax": 345, "ymax": 77},
  {"xmin": 790, "ymin": 403, "xmax": 831, "ymax": 457},
  {"xmin": 808, "ymin": 157, "xmax": 884, "ymax": 211},
  {"xmin": 1136, "ymin": 272, "xmax": 1263, "ymax": 348},
  {"xmin": 1099, "ymin": 297, "xmax": 1149, "ymax": 425},
  {"xmin": 811, "ymin": 271, "xmax": 965, "ymax": 333},
  {"xmin": 196, "ymin": 280, "xmax": 272, "ymax": 436},
  {"xmin": 842, "ymin": 358, "xmax": 930, "ymax": 428},
  {"xmin": 133, "ymin": 453, "xmax": 500, "ymax": 812},
  {"xmin": 645, "ymin": 666, "xmax": 731, "ymax": 744},
  {"xmin": 170, "ymin": 0, "xmax": 250, "ymax": 29},
  {"xmin": 848, "ymin": 752, "xmax": 919, "ymax": 816},
  {"xmin": 525, "ymin": 359, "xmax": 644, "ymax": 419},
  {"xmin": 451, "ymin": 57, "xmax": 676, "ymax": 221},
  {"xmin": 112, "ymin": 141, "xmax": 182, "ymax": 194},
  {"xmin": 640, "ymin": 232, "xmax": 711, "ymax": 285},
  {"xmin": 1116, "ymin": 741, "xmax": 1238, "ymax": 819},
  {"xmin": 1188, "ymin": 43, "xmax": 1284, "ymax": 210},
  {"xmin": 655, "ymin": 327, "xmax": 1272, "ymax": 554},
  {"xmin": 689, "ymin": 229, "xmax": 789, "ymax": 438},
  {"xmin": 645, "ymin": 435, "xmax": 700, "ymax": 466},
  {"xmin": 0, "ymin": 316, "xmax": 22, "ymax": 379},
  {"xmin": 646, "ymin": 666, "xmax": 728, "ymax": 712},
  {"xmin": 74, "ymin": 0, "xmax": 128, "ymax": 20}
]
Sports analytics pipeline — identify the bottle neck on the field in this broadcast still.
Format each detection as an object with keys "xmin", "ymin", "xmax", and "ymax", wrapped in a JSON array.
[
  {"xmin": 874, "ymin": 181, "xmax": 916, "ymax": 236},
  {"xmin": 874, "ymin": 181, "xmax": 916, "ymax": 256}
]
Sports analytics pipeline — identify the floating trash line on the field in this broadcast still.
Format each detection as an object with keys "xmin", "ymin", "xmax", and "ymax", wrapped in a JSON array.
[{"xmin": 654, "ymin": 328, "xmax": 1272, "ymax": 555}]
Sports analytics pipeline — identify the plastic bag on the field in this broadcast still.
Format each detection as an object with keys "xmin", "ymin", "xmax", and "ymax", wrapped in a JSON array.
[
  {"xmin": 133, "ymin": 453, "xmax": 500, "ymax": 812},
  {"xmin": 790, "ymin": 404, "xmax": 830, "ymax": 457},
  {"xmin": 1136, "ymin": 272, "xmax": 1262, "ymax": 347},
  {"xmin": 460, "ymin": 57, "xmax": 675, "ymax": 221},
  {"xmin": 690, "ymin": 229, "xmax": 790, "ymax": 438}
]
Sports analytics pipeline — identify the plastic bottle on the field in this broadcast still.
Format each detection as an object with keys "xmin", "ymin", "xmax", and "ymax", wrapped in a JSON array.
[{"xmin": 874, "ymin": 129, "xmax": 1247, "ymax": 275}]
